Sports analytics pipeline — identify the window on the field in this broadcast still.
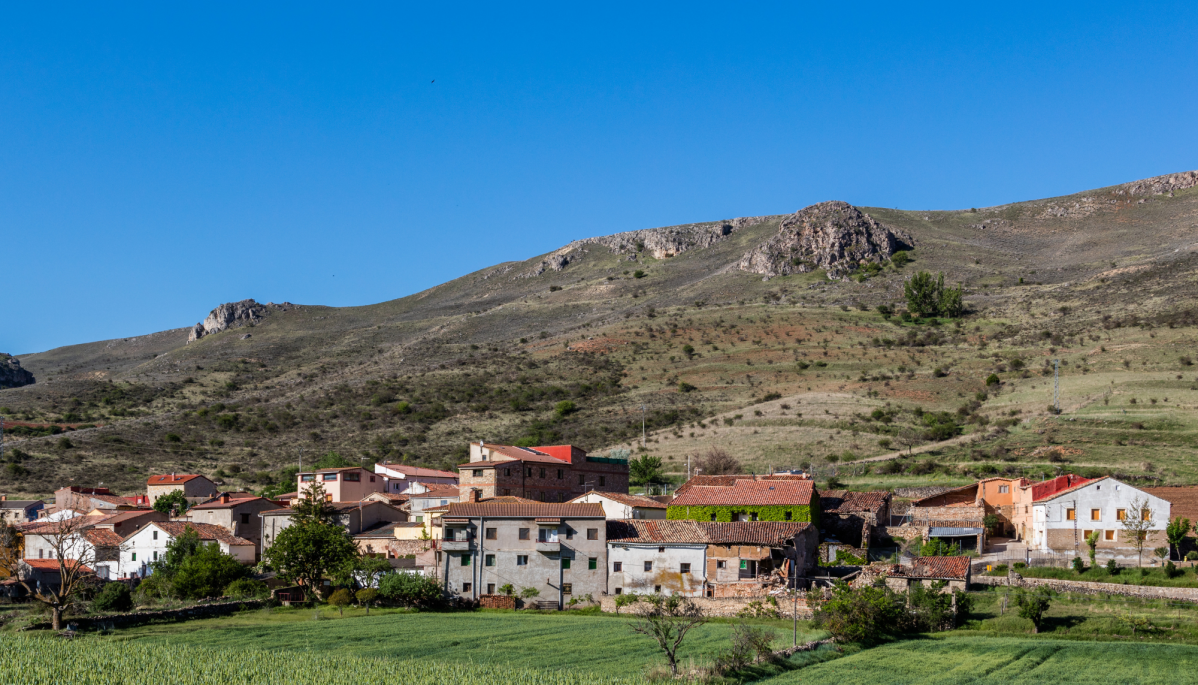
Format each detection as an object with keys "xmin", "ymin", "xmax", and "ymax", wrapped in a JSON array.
[
  {"xmin": 1083, "ymin": 529, "xmax": 1093, "ymax": 540},
  {"xmin": 716, "ymin": 560, "xmax": 726, "ymax": 569},
  {"xmin": 370, "ymin": 476, "xmax": 375, "ymax": 482},
  {"xmin": 654, "ymin": 585, "xmax": 661, "ymax": 593},
  {"xmin": 485, "ymin": 554, "xmax": 495, "ymax": 567},
  {"xmin": 644, "ymin": 561, "xmax": 653, "ymax": 572},
  {"xmin": 1142, "ymin": 509, "xmax": 1151, "ymax": 522},
  {"xmin": 152, "ymin": 531, "xmax": 158, "ymax": 541},
  {"xmin": 519, "ymin": 528, "xmax": 530, "ymax": 540},
  {"xmin": 562, "ymin": 583, "xmax": 573, "ymax": 595},
  {"xmin": 999, "ymin": 485, "xmax": 1009, "ymax": 494},
  {"xmin": 440, "ymin": 500, "xmax": 447, "ymax": 506},
  {"xmin": 486, "ymin": 528, "xmax": 497, "ymax": 540},
  {"xmin": 588, "ymin": 557, "xmax": 597, "ymax": 570},
  {"xmin": 131, "ymin": 553, "xmax": 137, "ymax": 561},
  {"xmin": 680, "ymin": 563, "xmax": 691, "ymax": 574},
  {"xmin": 613, "ymin": 561, "xmax": 623, "ymax": 572},
  {"xmin": 710, "ymin": 513, "xmax": 717, "ymax": 521},
  {"xmin": 578, "ymin": 474, "xmax": 585, "ymax": 485},
  {"xmin": 1066, "ymin": 508, "xmax": 1076, "ymax": 521},
  {"xmin": 599, "ymin": 476, "xmax": 606, "ymax": 487},
  {"xmin": 415, "ymin": 515, "xmax": 423, "ymax": 523},
  {"xmin": 322, "ymin": 472, "xmax": 338, "ymax": 481},
  {"xmin": 565, "ymin": 527, "xmax": 574, "ymax": 540},
  {"xmin": 473, "ymin": 469, "xmax": 483, "ymax": 477},
  {"xmin": 487, "ymin": 583, "xmax": 495, "ymax": 594},
  {"xmin": 153, "ymin": 551, "xmax": 159, "ymax": 561},
  {"xmin": 517, "ymin": 555, "xmax": 529, "ymax": 566},
  {"xmin": 1105, "ymin": 530, "xmax": 1116, "ymax": 541},
  {"xmin": 1088, "ymin": 509, "xmax": 1100, "ymax": 521},
  {"xmin": 505, "ymin": 468, "xmax": 511, "ymax": 477},
  {"xmin": 526, "ymin": 468, "xmax": 532, "ymax": 477},
  {"xmin": 241, "ymin": 513, "xmax": 250, "ymax": 524},
  {"xmin": 587, "ymin": 528, "xmax": 598, "ymax": 540},
  {"xmin": 740, "ymin": 560, "xmax": 748, "ymax": 569},
  {"xmin": 461, "ymin": 554, "xmax": 470, "ymax": 566},
  {"xmin": 561, "ymin": 558, "xmax": 571, "ymax": 569},
  {"xmin": 463, "ymin": 583, "xmax": 471, "ymax": 593},
  {"xmin": 751, "ymin": 512, "xmax": 759, "ymax": 521},
  {"xmin": 784, "ymin": 511, "xmax": 792, "ymax": 521},
  {"xmin": 658, "ymin": 546, "xmax": 665, "ymax": 553},
  {"xmin": 301, "ymin": 474, "xmax": 315, "ymax": 482},
  {"xmin": 614, "ymin": 587, "xmax": 623, "ymax": 595},
  {"xmin": 557, "ymin": 469, "xmax": 563, "ymax": 479},
  {"xmin": 539, "ymin": 468, "xmax": 546, "ymax": 478},
  {"xmin": 1116, "ymin": 509, "xmax": 1127, "ymax": 521},
  {"xmin": 501, "ymin": 488, "xmax": 511, "ymax": 496},
  {"xmin": 343, "ymin": 472, "xmax": 361, "ymax": 482}
]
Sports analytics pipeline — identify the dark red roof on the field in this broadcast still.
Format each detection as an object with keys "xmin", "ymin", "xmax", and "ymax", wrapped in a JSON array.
[
  {"xmin": 670, "ymin": 479, "xmax": 815, "ymax": 507},
  {"xmin": 1030, "ymin": 475, "xmax": 1098, "ymax": 503},
  {"xmin": 23, "ymin": 559, "xmax": 93, "ymax": 572},
  {"xmin": 148, "ymin": 522, "xmax": 253, "ymax": 546},
  {"xmin": 821, "ymin": 491, "xmax": 890, "ymax": 515},
  {"xmin": 606, "ymin": 520, "xmax": 812, "ymax": 546},
  {"xmin": 1143, "ymin": 486, "xmax": 1198, "ymax": 523},
  {"xmin": 83, "ymin": 529, "xmax": 125, "ymax": 546},
  {"xmin": 189, "ymin": 497, "xmax": 273, "ymax": 511},
  {"xmin": 444, "ymin": 502, "xmax": 604, "ymax": 518},
  {"xmin": 913, "ymin": 556, "xmax": 971, "ymax": 579}
]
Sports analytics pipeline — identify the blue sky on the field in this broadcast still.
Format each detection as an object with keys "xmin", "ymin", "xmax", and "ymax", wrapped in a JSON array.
[{"xmin": 4, "ymin": 2, "xmax": 1196, "ymax": 354}]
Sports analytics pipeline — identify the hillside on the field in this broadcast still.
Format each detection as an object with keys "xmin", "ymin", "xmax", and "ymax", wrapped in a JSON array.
[{"xmin": 2, "ymin": 170, "xmax": 1198, "ymax": 497}]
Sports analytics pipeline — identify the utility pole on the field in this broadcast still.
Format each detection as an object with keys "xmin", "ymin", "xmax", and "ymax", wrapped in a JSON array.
[
  {"xmin": 641, "ymin": 405, "xmax": 646, "ymax": 448},
  {"xmin": 1053, "ymin": 359, "xmax": 1060, "ymax": 414},
  {"xmin": 0, "ymin": 414, "xmax": 5, "ymax": 464}
]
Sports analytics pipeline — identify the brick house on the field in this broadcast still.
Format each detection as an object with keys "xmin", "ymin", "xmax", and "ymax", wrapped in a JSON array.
[
  {"xmin": 667, "ymin": 478, "xmax": 818, "ymax": 526},
  {"xmin": 456, "ymin": 443, "xmax": 629, "ymax": 502},
  {"xmin": 569, "ymin": 492, "xmax": 668, "ymax": 520},
  {"xmin": 438, "ymin": 502, "xmax": 607, "ymax": 608},
  {"xmin": 606, "ymin": 520, "xmax": 817, "ymax": 597},
  {"xmin": 297, "ymin": 467, "xmax": 385, "ymax": 502},
  {"xmin": 184, "ymin": 495, "xmax": 280, "ymax": 559},
  {"xmin": 146, "ymin": 474, "xmax": 218, "ymax": 505},
  {"xmin": 819, "ymin": 490, "xmax": 891, "ymax": 548},
  {"xmin": 1013, "ymin": 475, "xmax": 1170, "ymax": 559}
]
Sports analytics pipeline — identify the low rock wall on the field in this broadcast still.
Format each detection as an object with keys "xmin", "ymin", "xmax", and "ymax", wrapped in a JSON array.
[
  {"xmin": 972, "ymin": 575, "xmax": 1198, "ymax": 602},
  {"xmin": 479, "ymin": 594, "xmax": 516, "ymax": 610},
  {"xmin": 598, "ymin": 595, "xmax": 814, "ymax": 619},
  {"xmin": 24, "ymin": 599, "xmax": 267, "ymax": 631}
]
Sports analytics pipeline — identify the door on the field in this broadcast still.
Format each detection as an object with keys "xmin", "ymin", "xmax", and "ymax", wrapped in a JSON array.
[{"xmin": 738, "ymin": 559, "xmax": 757, "ymax": 579}]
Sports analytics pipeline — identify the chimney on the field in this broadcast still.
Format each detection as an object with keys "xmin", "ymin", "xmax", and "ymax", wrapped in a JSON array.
[
  {"xmin": 469, "ymin": 488, "xmax": 482, "ymax": 503},
  {"xmin": 171, "ymin": 472, "xmax": 176, "ymax": 481},
  {"xmin": 221, "ymin": 494, "xmax": 230, "ymax": 504}
]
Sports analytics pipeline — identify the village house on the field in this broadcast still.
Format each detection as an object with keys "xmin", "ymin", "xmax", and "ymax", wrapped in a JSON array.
[
  {"xmin": 260, "ymin": 500, "xmax": 407, "ymax": 558},
  {"xmin": 89, "ymin": 509, "xmax": 168, "ymax": 540},
  {"xmin": 0, "ymin": 496, "xmax": 43, "ymax": 523},
  {"xmin": 818, "ymin": 490, "xmax": 891, "ymax": 549},
  {"xmin": 1012, "ymin": 475, "xmax": 1170, "ymax": 560},
  {"xmin": 570, "ymin": 491, "xmax": 668, "ymax": 520},
  {"xmin": 353, "ymin": 521, "xmax": 428, "ymax": 557},
  {"xmin": 53, "ymin": 486, "xmax": 131, "ymax": 514},
  {"xmin": 667, "ymin": 478, "xmax": 818, "ymax": 526},
  {"xmin": 859, "ymin": 556, "xmax": 972, "ymax": 594},
  {"xmin": 18, "ymin": 559, "xmax": 93, "ymax": 595},
  {"xmin": 899, "ymin": 482, "xmax": 997, "ymax": 552},
  {"xmin": 361, "ymin": 492, "xmax": 410, "ymax": 509},
  {"xmin": 456, "ymin": 442, "xmax": 629, "ymax": 502},
  {"xmin": 146, "ymin": 474, "xmax": 218, "ymax": 505},
  {"xmin": 439, "ymin": 501, "xmax": 607, "ymax": 608},
  {"xmin": 296, "ymin": 466, "xmax": 384, "ymax": 502},
  {"xmin": 373, "ymin": 463, "xmax": 459, "ymax": 495},
  {"xmin": 183, "ymin": 495, "xmax": 280, "ymax": 559},
  {"xmin": 121, "ymin": 522, "xmax": 255, "ymax": 577},
  {"xmin": 606, "ymin": 520, "xmax": 818, "ymax": 597},
  {"xmin": 21, "ymin": 514, "xmax": 114, "ymax": 563},
  {"xmin": 409, "ymin": 485, "xmax": 461, "ymax": 522}
]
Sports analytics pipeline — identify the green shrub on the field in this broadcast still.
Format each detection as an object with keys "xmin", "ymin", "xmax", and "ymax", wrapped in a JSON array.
[
  {"xmin": 92, "ymin": 583, "xmax": 133, "ymax": 613},
  {"xmin": 1106, "ymin": 558, "xmax": 1120, "ymax": 576},
  {"xmin": 1071, "ymin": 557, "xmax": 1085, "ymax": 574},
  {"xmin": 224, "ymin": 578, "xmax": 269, "ymax": 599},
  {"xmin": 328, "ymin": 588, "xmax": 353, "ymax": 616}
]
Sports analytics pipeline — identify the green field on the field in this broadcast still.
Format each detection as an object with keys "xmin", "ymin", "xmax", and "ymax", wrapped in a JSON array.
[{"xmin": 765, "ymin": 636, "xmax": 1198, "ymax": 685}]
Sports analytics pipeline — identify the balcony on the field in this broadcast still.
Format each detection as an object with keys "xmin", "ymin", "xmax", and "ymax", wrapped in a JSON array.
[
  {"xmin": 535, "ymin": 541, "xmax": 560, "ymax": 553},
  {"xmin": 442, "ymin": 540, "xmax": 473, "ymax": 552}
]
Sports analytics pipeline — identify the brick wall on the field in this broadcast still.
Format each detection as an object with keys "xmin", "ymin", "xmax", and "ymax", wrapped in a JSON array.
[{"xmin": 479, "ymin": 594, "xmax": 516, "ymax": 609}]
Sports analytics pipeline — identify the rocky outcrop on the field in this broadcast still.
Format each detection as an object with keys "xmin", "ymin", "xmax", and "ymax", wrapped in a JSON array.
[
  {"xmin": 737, "ymin": 201, "xmax": 912, "ymax": 279},
  {"xmin": 187, "ymin": 300, "xmax": 296, "ymax": 342},
  {"xmin": 0, "ymin": 354, "xmax": 35, "ymax": 389},
  {"xmin": 1118, "ymin": 170, "xmax": 1198, "ymax": 197}
]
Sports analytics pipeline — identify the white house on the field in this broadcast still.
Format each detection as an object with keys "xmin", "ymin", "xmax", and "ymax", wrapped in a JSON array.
[
  {"xmin": 570, "ymin": 492, "xmax": 667, "ymax": 520},
  {"xmin": 1021, "ymin": 476, "xmax": 1171, "ymax": 560},
  {"xmin": 121, "ymin": 522, "xmax": 255, "ymax": 578},
  {"xmin": 373, "ymin": 463, "xmax": 459, "ymax": 495}
]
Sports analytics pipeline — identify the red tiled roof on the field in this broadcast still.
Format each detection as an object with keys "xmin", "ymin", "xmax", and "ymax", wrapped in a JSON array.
[
  {"xmin": 912, "ymin": 556, "xmax": 971, "ymax": 579},
  {"xmin": 414, "ymin": 485, "xmax": 460, "ymax": 498},
  {"xmin": 444, "ymin": 502, "xmax": 604, "ymax": 518},
  {"xmin": 149, "ymin": 522, "xmax": 254, "ymax": 546},
  {"xmin": 570, "ymin": 492, "xmax": 668, "ymax": 509},
  {"xmin": 365, "ymin": 492, "xmax": 411, "ymax": 503},
  {"xmin": 190, "ymin": 497, "xmax": 273, "ymax": 510},
  {"xmin": 89, "ymin": 510, "xmax": 157, "ymax": 526},
  {"xmin": 1030, "ymin": 475, "xmax": 1099, "ymax": 503},
  {"xmin": 1143, "ymin": 486, "xmax": 1198, "ymax": 523},
  {"xmin": 670, "ymin": 479, "xmax": 815, "ymax": 507},
  {"xmin": 83, "ymin": 529, "xmax": 125, "ymax": 546},
  {"xmin": 377, "ymin": 464, "xmax": 459, "ymax": 479},
  {"xmin": 147, "ymin": 474, "xmax": 208, "ymax": 485},
  {"xmin": 821, "ymin": 491, "xmax": 890, "ymax": 515},
  {"xmin": 20, "ymin": 515, "xmax": 113, "ymax": 535},
  {"xmin": 675, "ymin": 474, "xmax": 810, "ymax": 495},
  {"xmin": 481, "ymin": 496, "xmax": 538, "ymax": 504},
  {"xmin": 23, "ymin": 559, "xmax": 93, "ymax": 573},
  {"xmin": 606, "ymin": 520, "xmax": 812, "ymax": 546}
]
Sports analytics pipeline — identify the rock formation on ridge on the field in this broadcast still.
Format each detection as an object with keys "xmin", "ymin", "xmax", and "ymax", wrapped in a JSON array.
[
  {"xmin": 187, "ymin": 300, "xmax": 296, "ymax": 342},
  {"xmin": 0, "ymin": 353, "xmax": 35, "ymax": 389}
]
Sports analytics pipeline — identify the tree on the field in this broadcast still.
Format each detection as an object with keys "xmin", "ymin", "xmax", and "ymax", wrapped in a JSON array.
[
  {"xmin": 356, "ymin": 588, "xmax": 378, "ymax": 614},
  {"xmin": 328, "ymin": 588, "xmax": 353, "ymax": 617},
  {"xmin": 0, "ymin": 521, "xmax": 23, "ymax": 579},
  {"xmin": 1085, "ymin": 530, "xmax": 1101, "ymax": 568},
  {"xmin": 265, "ymin": 482, "xmax": 359, "ymax": 601},
  {"xmin": 154, "ymin": 527, "xmax": 202, "ymax": 581},
  {"xmin": 19, "ymin": 516, "xmax": 101, "ymax": 630},
  {"xmin": 811, "ymin": 580, "xmax": 902, "ymax": 644},
  {"xmin": 1121, "ymin": 497, "xmax": 1154, "ymax": 567},
  {"xmin": 1166, "ymin": 516, "xmax": 1191, "ymax": 561},
  {"xmin": 939, "ymin": 283, "xmax": 965, "ymax": 318},
  {"xmin": 171, "ymin": 543, "xmax": 251, "ymax": 599},
  {"xmin": 314, "ymin": 452, "xmax": 354, "ymax": 469},
  {"xmin": 153, "ymin": 490, "xmax": 190, "ymax": 517},
  {"xmin": 350, "ymin": 555, "xmax": 395, "ymax": 588},
  {"xmin": 695, "ymin": 448, "xmax": 741, "ymax": 476},
  {"xmin": 629, "ymin": 594, "xmax": 708, "ymax": 676},
  {"xmin": 613, "ymin": 592, "xmax": 638, "ymax": 614},
  {"xmin": 378, "ymin": 571, "xmax": 443, "ymax": 607},
  {"xmin": 92, "ymin": 582, "xmax": 133, "ymax": 613},
  {"xmin": 1013, "ymin": 586, "xmax": 1053, "ymax": 633},
  {"xmin": 225, "ymin": 578, "xmax": 269, "ymax": 599},
  {"xmin": 904, "ymin": 271, "xmax": 943, "ymax": 317},
  {"xmin": 896, "ymin": 428, "xmax": 923, "ymax": 455},
  {"xmin": 629, "ymin": 456, "xmax": 664, "ymax": 486}
]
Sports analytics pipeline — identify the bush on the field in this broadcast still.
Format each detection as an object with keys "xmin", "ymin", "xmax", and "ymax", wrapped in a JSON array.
[
  {"xmin": 633, "ymin": 270, "xmax": 646, "ymax": 279},
  {"xmin": 328, "ymin": 588, "xmax": 353, "ymax": 616},
  {"xmin": 224, "ymin": 578, "xmax": 269, "ymax": 599},
  {"xmin": 1187, "ymin": 551, "xmax": 1198, "ymax": 562},
  {"xmin": 1107, "ymin": 558, "xmax": 1120, "ymax": 576},
  {"xmin": 378, "ymin": 572, "xmax": 442, "ymax": 607},
  {"xmin": 554, "ymin": 400, "xmax": 577, "ymax": 417},
  {"xmin": 1164, "ymin": 561, "xmax": 1182, "ymax": 579},
  {"xmin": 92, "ymin": 583, "xmax": 133, "ymax": 613},
  {"xmin": 985, "ymin": 373, "xmax": 1000, "ymax": 386},
  {"xmin": 1071, "ymin": 557, "xmax": 1085, "ymax": 574},
  {"xmin": 812, "ymin": 581, "xmax": 902, "ymax": 644}
]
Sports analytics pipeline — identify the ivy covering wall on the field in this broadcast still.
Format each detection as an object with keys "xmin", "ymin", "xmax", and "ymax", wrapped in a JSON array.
[{"xmin": 667, "ymin": 504, "xmax": 818, "ymax": 528}]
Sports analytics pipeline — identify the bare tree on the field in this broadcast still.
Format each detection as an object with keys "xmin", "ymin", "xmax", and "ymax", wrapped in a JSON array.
[
  {"xmin": 896, "ymin": 428, "xmax": 922, "ymax": 455},
  {"xmin": 629, "ymin": 594, "xmax": 708, "ymax": 676},
  {"xmin": 1120, "ymin": 496, "xmax": 1154, "ymax": 568},
  {"xmin": 19, "ymin": 516, "xmax": 98, "ymax": 630},
  {"xmin": 696, "ymin": 448, "xmax": 741, "ymax": 476},
  {"xmin": 0, "ymin": 522, "xmax": 22, "ymax": 579}
]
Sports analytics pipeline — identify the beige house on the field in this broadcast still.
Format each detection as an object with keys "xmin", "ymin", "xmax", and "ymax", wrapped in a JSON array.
[
  {"xmin": 146, "ymin": 474, "xmax": 218, "ymax": 505},
  {"xmin": 260, "ymin": 501, "xmax": 407, "ymax": 558},
  {"xmin": 184, "ymin": 495, "xmax": 280, "ymax": 559},
  {"xmin": 297, "ymin": 467, "xmax": 384, "ymax": 502}
]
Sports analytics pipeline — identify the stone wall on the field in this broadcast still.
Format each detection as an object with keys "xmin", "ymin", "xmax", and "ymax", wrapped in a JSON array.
[
  {"xmin": 599, "ymin": 595, "xmax": 813, "ymax": 619},
  {"xmin": 911, "ymin": 504, "xmax": 984, "ymax": 522},
  {"xmin": 25, "ymin": 599, "xmax": 267, "ymax": 631},
  {"xmin": 973, "ymin": 575, "xmax": 1198, "ymax": 602}
]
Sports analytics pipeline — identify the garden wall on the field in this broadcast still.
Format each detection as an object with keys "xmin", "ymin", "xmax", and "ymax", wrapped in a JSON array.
[
  {"xmin": 973, "ymin": 575, "xmax": 1198, "ymax": 602},
  {"xmin": 24, "ymin": 599, "xmax": 267, "ymax": 632},
  {"xmin": 598, "ymin": 595, "xmax": 814, "ymax": 619}
]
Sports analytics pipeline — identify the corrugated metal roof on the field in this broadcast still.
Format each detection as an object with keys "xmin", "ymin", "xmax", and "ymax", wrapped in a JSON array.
[{"xmin": 929, "ymin": 527, "xmax": 983, "ymax": 537}]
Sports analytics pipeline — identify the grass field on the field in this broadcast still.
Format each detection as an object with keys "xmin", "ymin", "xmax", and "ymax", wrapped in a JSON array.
[
  {"xmin": 987, "ymin": 563, "xmax": 1198, "ymax": 589},
  {"xmin": 114, "ymin": 606, "xmax": 825, "ymax": 678},
  {"xmin": 764, "ymin": 636, "xmax": 1198, "ymax": 684}
]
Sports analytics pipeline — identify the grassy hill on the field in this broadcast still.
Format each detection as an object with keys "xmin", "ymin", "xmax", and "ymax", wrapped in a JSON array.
[{"xmin": 3, "ymin": 170, "xmax": 1198, "ymax": 497}]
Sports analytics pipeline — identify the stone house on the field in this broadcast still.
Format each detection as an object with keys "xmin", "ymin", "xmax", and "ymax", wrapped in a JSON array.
[
  {"xmin": 54, "ymin": 486, "xmax": 130, "ymax": 513},
  {"xmin": 1013, "ymin": 475, "xmax": 1170, "ymax": 559},
  {"xmin": 438, "ymin": 502, "xmax": 607, "ymax": 608},
  {"xmin": 861, "ymin": 556, "xmax": 971, "ymax": 593},
  {"xmin": 0, "ymin": 497, "xmax": 43, "ymax": 523},
  {"xmin": 183, "ymin": 495, "xmax": 280, "ymax": 559},
  {"xmin": 569, "ymin": 491, "xmax": 667, "ymax": 520},
  {"xmin": 667, "ymin": 478, "xmax": 818, "ymax": 526},
  {"xmin": 296, "ymin": 467, "xmax": 384, "ymax": 502},
  {"xmin": 259, "ymin": 501, "xmax": 407, "ymax": 558},
  {"xmin": 122, "ymin": 522, "xmax": 255, "ymax": 577},
  {"xmin": 456, "ymin": 443, "xmax": 629, "ymax": 503},
  {"xmin": 818, "ymin": 490, "xmax": 891, "ymax": 548},
  {"xmin": 606, "ymin": 520, "xmax": 818, "ymax": 597},
  {"xmin": 373, "ymin": 463, "xmax": 459, "ymax": 495},
  {"xmin": 146, "ymin": 474, "xmax": 218, "ymax": 506}
]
